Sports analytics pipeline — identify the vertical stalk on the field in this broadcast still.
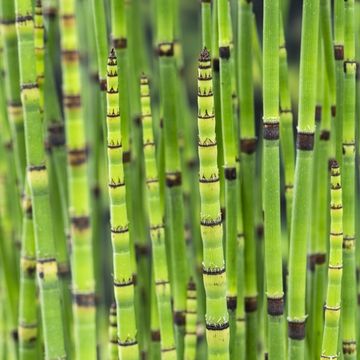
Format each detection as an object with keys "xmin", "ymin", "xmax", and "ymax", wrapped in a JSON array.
[
  {"xmin": 14, "ymin": 0, "xmax": 66, "ymax": 357},
  {"xmin": 321, "ymin": 161, "xmax": 343, "ymax": 359},
  {"xmin": 108, "ymin": 304, "xmax": 118, "ymax": 360},
  {"xmin": 184, "ymin": 280, "xmax": 197, "ymax": 360},
  {"xmin": 59, "ymin": 0, "xmax": 97, "ymax": 357},
  {"xmin": 105, "ymin": 50, "xmax": 139, "ymax": 359},
  {"xmin": 342, "ymin": 0, "xmax": 357, "ymax": 358},
  {"xmin": 287, "ymin": 0, "xmax": 320, "ymax": 358},
  {"xmin": 197, "ymin": 48, "xmax": 229, "ymax": 359}
]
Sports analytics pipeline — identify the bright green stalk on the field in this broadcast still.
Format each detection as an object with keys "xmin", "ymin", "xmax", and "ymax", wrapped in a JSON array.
[
  {"xmin": 342, "ymin": 0, "xmax": 357, "ymax": 358},
  {"xmin": 320, "ymin": 162, "xmax": 343, "ymax": 359},
  {"xmin": 287, "ymin": 0, "xmax": 320, "ymax": 358},
  {"xmin": 59, "ymin": 0, "xmax": 97, "ymax": 357},
  {"xmin": 106, "ymin": 50, "xmax": 138, "ymax": 359},
  {"xmin": 217, "ymin": 0, "xmax": 238, "ymax": 338},
  {"xmin": 108, "ymin": 304, "xmax": 118, "ymax": 360},
  {"xmin": 184, "ymin": 280, "xmax": 197, "ymax": 360},
  {"xmin": 156, "ymin": 0, "xmax": 187, "ymax": 354},
  {"xmin": 335, "ymin": 0, "xmax": 345, "ymax": 163},
  {"xmin": 18, "ymin": 185, "xmax": 38, "ymax": 360},
  {"xmin": 238, "ymin": 1, "xmax": 257, "ymax": 358},
  {"xmin": 197, "ymin": 48, "xmax": 229, "ymax": 360},
  {"xmin": 0, "ymin": 0, "xmax": 26, "ymax": 186},
  {"xmin": 279, "ymin": 12, "xmax": 295, "ymax": 242},
  {"xmin": 14, "ymin": 0, "xmax": 66, "ymax": 357},
  {"xmin": 263, "ymin": 0, "xmax": 285, "ymax": 358},
  {"xmin": 150, "ymin": 279, "xmax": 161, "ymax": 360},
  {"xmin": 140, "ymin": 75, "xmax": 176, "ymax": 358},
  {"xmin": 34, "ymin": 0, "xmax": 44, "ymax": 113},
  {"xmin": 201, "ymin": 0, "xmax": 212, "ymax": 52}
]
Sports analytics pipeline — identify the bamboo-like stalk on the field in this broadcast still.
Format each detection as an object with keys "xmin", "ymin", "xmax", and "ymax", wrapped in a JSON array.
[
  {"xmin": 287, "ymin": 0, "xmax": 320, "ymax": 358},
  {"xmin": 140, "ymin": 74, "xmax": 176, "ymax": 358},
  {"xmin": 156, "ymin": 0, "xmax": 187, "ymax": 354},
  {"xmin": 201, "ymin": 0, "xmax": 212, "ymax": 53},
  {"xmin": 342, "ymin": 0, "xmax": 357, "ymax": 358},
  {"xmin": 237, "ymin": 1, "xmax": 257, "ymax": 358},
  {"xmin": 58, "ymin": 0, "xmax": 97, "ymax": 357},
  {"xmin": 320, "ymin": 161, "xmax": 343, "ymax": 359},
  {"xmin": 263, "ymin": 0, "xmax": 285, "ymax": 357},
  {"xmin": 108, "ymin": 303, "xmax": 118, "ymax": 360},
  {"xmin": 106, "ymin": 49, "xmax": 139, "ymax": 358},
  {"xmin": 184, "ymin": 280, "xmax": 197, "ymax": 360},
  {"xmin": 18, "ymin": 184, "xmax": 38, "ymax": 360},
  {"xmin": 34, "ymin": 0, "xmax": 44, "ymax": 113},
  {"xmin": 197, "ymin": 48, "xmax": 229, "ymax": 359},
  {"xmin": 14, "ymin": 0, "xmax": 66, "ymax": 357},
  {"xmin": 150, "ymin": 277, "xmax": 161, "ymax": 360}
]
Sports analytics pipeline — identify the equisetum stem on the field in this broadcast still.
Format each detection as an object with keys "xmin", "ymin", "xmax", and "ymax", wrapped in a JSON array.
[
  {"xmin": 140, "ymin": 74, "xmax": 176, "ymax": 359},
  {"xmin": 197, "ymin": 48, "xmax": 229, "ymax": 360},
  {"xmin": 201, "ymin": 0, "xmax": 212, "ymax": 53},
  {"xmin": 106, "ymin": 50, "xmax": 139, "ymax": 359},
  {"xmin": 14, "ymin": 0, "xmax": 66, "ymax": 356},
  {"xmin": 108, "ymin": 304, "xmax": 118, "ymax": 360},
  {"xmin": 59, "ymin": 0, "xmax": 97, "ymax": 357},
  {"xmin": 321, "ymin": 161, "xmax": 343, "ymax": 359},
  {"xmin": 263, "ymin": 0, "xmax": 285, "ymax": 357},
  {"xmin": 184, "ymin": 280, "xmax": 197, "ymax": 360},
  {"xmin": 288, "ymin": 0, "xmax": 320, "ymax": 358},
  {"xmin": 342, "ymin": 0, "xmax": 357, "ymax": 358},
  {"xmin": 34, "ymin": 0, "xmax": 44, "ymax": 114}
]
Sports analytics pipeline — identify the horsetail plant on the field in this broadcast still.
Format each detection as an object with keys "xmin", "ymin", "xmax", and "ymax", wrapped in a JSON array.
[
  {"xmin": 106, "ymin": 49, "xmax": 138, "ymax": 359},
  {"xmin": 197, "ymin": 48, "xmax": 229, "ymax": 359},
  {"xmin": 108, "ymin": 303, "xmax": 118, "ymax": 360},
  {"xmin": 59, "ymin": 0, "xmax": 97, "ymax": 356},
  {"xmin": 320, "ymin": 161, "xmax": 343, "ymax": 359},
  {"xmin": 14, "ymin": 0, "xmax": 66, "ymax": 357},
  {"xmin": 184, "ymin": 279, "xmax": 198, "ymax": 360}
]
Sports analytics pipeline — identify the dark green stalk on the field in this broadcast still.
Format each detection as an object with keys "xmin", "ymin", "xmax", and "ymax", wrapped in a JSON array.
[
  {"xmin": 150, "ymin": 279, "xmax": 161, "ymax": 360},
  {"xmin": 342, "ymin": 0, "xmax": 357, "ymax": 358},
  {"xmin": 197, "ymin": 48, "xmax": 229, "ymax": 359},
  {"xmin": 287, "ymin": 0, "xmax": 320, "ymax": 358},
  {"xmin": 14, "ymin": 0, "xmax": 66, "ymax": 356},
  {"xmin": 238, "ymin": 1, "xmax": 257, "ymax": 358},
  {"xmin": 201, "ymin": 0, "xmax": 212, "ymax": 52},
  {"xmin": 108, "ymin": 304, "xmax": 117, "ymax": 360},
  {"xmin": 263, "ymin": 0, "xmax": 285, "ymax": 357},
  {"xmin": 321, "ymin": 161, "xmax": 343, "ymax": 359},
  {"xmin": 184, "ymin": 280, "xmax": 197, "ymax": 360}
]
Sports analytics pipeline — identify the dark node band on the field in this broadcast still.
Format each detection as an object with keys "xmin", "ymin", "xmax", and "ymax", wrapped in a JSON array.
[
  {"xmin": 206, "ymin": 321, "xmax": 229, "ymax": 331},
  {"xmin": 334, "ymin": 45, "xmax": 344, "ymax": 60},
  {"xmin": 0, "ymin": 18, "xmax": 15, "ymax": 25},
  {"xmin": 61, "ymin": 50, "xmax": 79, "ymax": 62},
  {"xmin": 25, "ymin": 265, "xmax": 36, "ymax": 276},
  {"xmin": 331, "ymin": 105, "xmax": 336, "ymax": 117},
  {"xmin": 166, "ymin": 171, "xmax": 182, "ymax": 187},
  {"xmin": 112, "ymin": 37, "xmax": 127, "ymax": 49},
  {"xmin": 68, "ymin": 147, "xmax": 88, "ymax": 166},
  {"xmin": 203, "ymin": 266, "xmax": 226, "ymax": 275},
  {"xmin": 28, "ymin": 164, "xmax": 46, "ymax": 172},
  {"xmin": 73, "ymin": 292, "xmax": 96, "ymax": 307},
  {"xmin": 110, "ymin": 225, "xmax": 129, "ymax": 234},
  {"xmin": 219, "ymin": 46, "xmax": 230, "ymax": 59},
  {"xmin": 200, "ymin": 217, "xmax": 222, "ymax": 227},
  {"xmin": 267, "ymin": 297, "xmax": 284, "ymax": 316},
  {"xmin": 199, "ymin": 48, "xmax": 211, "ymax": 62},
  {"xmin": 11, "ymin": 329, "xmax": 18, "ymax": 342},
  {"xmin": 161, "ymin": 347, "xmax": 176, "ymax": 353},
  {"xmin": 212, "ymin": 58, "xmax": 219, "ymax": 72},
  {"xmin": 64, "ymin": 94, "xmax": 81, "ymax": 108},
  {"xmin": 157, "ymin": 42, "xmax": 174, "ymax": 57},
  {"xmin": 100, "ymin": 79, "xmax": 107, "ymax": 91},
  {"xmin": 227, "ymin": 296, "xmax": 237, "ymax": 311},
  {"xmin": 320, "ymin": 130, "xmax": 330, "ymax": 141},
  {"xmin": 135, "ymin": 244, "xmax": 150, "ymax": 258},
  {"xmin": 114, "ymin": 277, "xmax": 134, "ymax": 287},
  {"xmin": 342, "ymin": 341, "xmax": 357, "ymax": 354},
  {"xmin": 58, "ymin": 263, "xmax": 71, "ymax": 278},
  {"xmin": 187, "ymin": 281, "xmax": 196, "ymax": 291},
  {"xmin": 151, "ymin": 330, "xmax": 161, "ymax": 341},
  {"xmin": 263, "ymin": 122, "xmax": 279, "ymax": 140},
  {"xmin": 297, "ymin": 132, "xmax": 314, "ymax": 150},
  {"xmin": 264, "ymin": 353, "xmax": 269, "ymax": 360},
  {"xmin": 118, "ymin": 339, "xmax": 138, "ymax": 347},
  {"xmin": 16, "ymin": 14, "xmax": 33, "ymax": 23},
  {"xmin": 123, "ymin": 151, "xmax": 131, "ymax": 164},
  {"xmin": 288, "ymin": 320, "xmax": 306, "ymax": 340},
  {"xmin": 199, "ymin": 175, "xmax": 219, "ymax": 183},
  {"xmin": 329, "ymin": 158, "xmax": 339, "ymax": 171},
  {"xmin": 71, "ymin": 215, "xmax": 90, "ymax": 230},
  {"xmin": 48, "ymin": 123, "xmax": 65, "ymax": 147},
  {"xmin": 21, "ymin": 82, "xmax": 38, "ymax": 90},
  {"xmin": 224, "ymin": 167, "xmax": 236, "ymax": 180},
  {"xmin": 245, "ymin": 297, "xmax": 258, "ymax": 312},
  {"xmin": 240, "ymin": 138, "xmax": 257, "ymax": 154},
  {"xmin": 174, "ymin": 311, "xmax": 186, "ymax": 325},
  {"xmin": 315, "ymin": 105, "xmax": 322, "ymax": 122}
]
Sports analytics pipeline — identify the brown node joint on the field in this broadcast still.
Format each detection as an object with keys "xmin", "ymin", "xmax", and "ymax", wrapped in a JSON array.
[
  {"xmin": 110, "ymin": 226, "xmax": 129, "ymax": 234},
  {"xmin": 48, "ymin": 123, "xmax": 65, "ymax": 147},
  {"xmin": 57, "ymin": 263, "xmax": 70, "ymax": 278},
  {"xmin": 342, "ymin": 340, "xmax": 357, "ymax": 354},
  {"xmin": 224, "ymin": 167, "xmax": 236, "ymax": 180},
  {"xmin": 315, "ymin": 105, "xmax": 322, "ymax": 122},
  {"xmin": 157, "ymin": 42, "xmax": 174, "ymax": 57},
  {"xmin": 199, "ymin": 47, "xmax": 211, "ymax": 62},
  {"xmin": 71, "ymin": 215, "xmax": 90, "ymax": 230},
  {"xmin": 64, "ymin": 95, "xmax": 81, "ymax": 108},
  {"xmin": 288, "ymin": 320, "xmax": 306, "ymax": 340},
  {"xmin": 334, "ymin": 45, "xmax": 344, "ymax": 60},
  {"xmin": 174, "ymin": 311, "xmax": 186, "ymax": 326},
  {"xmin": 16, "ymin": 14, "xmax": 33, "ymax": 23},
  {"xmin": 331, "ymin": 105, "xmax": 336, "ymax": 117},
  {"xmin": 297, "ymin": 132, "xmax": 314, "ymax": 151},
  {"xmin": 320, "ymin": 130, "xmax": 330, "ymax": 141},
  {"xmin": 28, "ymin": 164, "xmax": 46, "ymax": 172},
  {"xmin": 240, "ymin": 138, "xmax": 257, "ymax": 154},
  {"xmin": 151, "ymin": 330, "xmax": 161, "ymax": 341},
  {"xmin": 199, "ymin": 175, "xmax": 219, "ymax": 184},
  {"xmin": 118, "ymin": 339, "xmax": 138, "ymax": 347},
  {"xmin": 99, "ymin": 79, "xmax": 107, "ymax": 91},
  {"xmin": 245, "ymin": 296, "xmax": 258, "ymax": 312},
  {"xmin": 135, "ymin": 244, "xmax": 150, "ymax": 258},
  {"xmin": 202, "ymin": 266, "xmax": 225, "ymax": 275},
  {"xmin": 166, "ymin": 171, "xmax": 182, "ymax": 187},
  {"xmin": 206, "ymin": 321, "xmax": 229, "ymax": 331},
  {"xmin": 200, "ymin": 217, "xmax": 222, "ymax": 227},
  {"xmin": 227, "ymin": 296, "xmax": 237, "ymax": 310},
  {"xmin": 267, "ymin": 297, "xmax": 284, "ymax": 316},
  {"xmin": 73, "ymin": 292, "xmax": 96, "ymax": 307},
  {"xmin": 123, "ymin": 151, "xmax": 131, "ymax": 164},
  {"xmin": 21, "ymin": 82, "xmax": 38, "ymax": 91},
  {"xmin": 187, "ymin": 280, "xmax": 196, "ymax": 291},
  {"xmin": 112, "ymin": 37, "xmax": 127, "ymax": 49},
  {"xmin": 263, "ymin": 122, "xmax": 279, "ymax": 140},
  {"xmin": 68, "ymin": 147, "xmax": 88, "ymax": 166},
  {"xmin": 161, "ymin": 347, "xmax": 176, "ymax": 353},
  {"xmin": 0, "ymin": 18, "xmax": 15, "ymax": 25},
  {"xmin": 219, "ymin": 46, "xmax": 230, "ymax": 59},
  {"xmin": 114, "ymin": 277, "xmax": 134, "ymax": 287},
  {"xmin": 61, "ymin": 50, "xmax": 79, "ymax": 62},
  {"xmin": 212, "ymin": 58, "xmax": 219, "ymax": 72}
]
